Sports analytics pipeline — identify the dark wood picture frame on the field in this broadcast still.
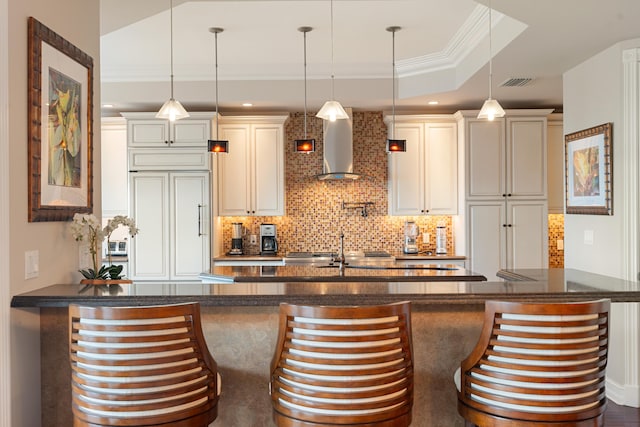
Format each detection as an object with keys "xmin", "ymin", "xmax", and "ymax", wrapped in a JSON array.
[
  {"xmin": 28, "ymin": 17, "xmax": 94, "ymax": 222},
  {"xmin": 564, "ymin": 122, "xmax": 612, "ymax": 215}
]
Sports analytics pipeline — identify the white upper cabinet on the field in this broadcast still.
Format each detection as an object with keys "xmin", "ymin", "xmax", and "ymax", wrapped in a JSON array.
[
  {"xmin": 123, "ymin": 112, "xmax": 212, "ymax": 148},
  {"xmin": 463, "ymin": 113, "xmax": 548, "ymax": 201},
  {"xmin": 547, "ymin": 114, "xmax": 564, "ymax": 213},
  {"xmin": 216, "ymin": 115, "xmax": 288, "ymax": 216},
  {"xmin": 386, "ymin": 116, "xmax": 458, "ymax": 216}
]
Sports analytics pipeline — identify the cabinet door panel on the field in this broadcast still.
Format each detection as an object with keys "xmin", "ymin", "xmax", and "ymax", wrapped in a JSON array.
[
  {"xmin": 547, "ymin": 120, "xmax": 564, "ymax": 213},
  {"xmin": 129, "ymin": 172, "xmax": 170, "ymax": 280},
  {"xmin": 172, "ymin": 120, "xmax": 210, "ymax": 147},
  {"xmin": 508, "ymin": 118, "xmax": 547, "ymax": 198},
  {"xmin": 218, "ymin": 126, "xmax": 250, "ymax": 215},
  {"xmin": 101, "ymin": 121, "xmax": 128, "ymax": 216},
  {"xmin": 388, "ymin": 124, "xmax": 424, "ymax": 215},
  {"xmin": 253, "ymin": 126, "xmax": 284, "ymax": 215},
  {"xmin": 128, "ymin": 120, "xmax": 169, "ymax": 147},
  {"xmin": 171, "ymin": 173, "xmax": 210, "ymax": 279},
  {"xmin": 467, "ymin": 202, "xmax": 506, "ymax": 280},
  {"xmin": 425, "ymin": 123, "xmax": 457, "ymax": 214},
  {"xmin": 507, "ymin": 201, "xmax": 548, "ymax": 269},
  {"xmin": 466, "ymin": 119, "xmax": 505, "ymax": 198}
]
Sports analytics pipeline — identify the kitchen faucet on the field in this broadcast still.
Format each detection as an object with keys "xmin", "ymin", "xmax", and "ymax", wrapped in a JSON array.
[{"xmin": 332, "ymin": 233, "xmax": 346, "ymax": 270}]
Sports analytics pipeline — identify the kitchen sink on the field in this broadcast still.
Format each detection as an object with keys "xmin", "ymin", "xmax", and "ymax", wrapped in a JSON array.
[{"xmin": 315, "ymin": 264, "xmax": 459, "ymax": 271}]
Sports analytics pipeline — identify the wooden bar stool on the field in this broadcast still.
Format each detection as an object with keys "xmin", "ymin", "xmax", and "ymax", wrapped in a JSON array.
[
  {"xmin": 69, "ymin": 302, "xmax": 221, "ymax": 427},
  {"xmin": 455, "ymin": 299, "xmax": 610, "ymax": 427},
  {"xmin": 270, "ymin": 301, "xmax": 414, "ymax": 426}
]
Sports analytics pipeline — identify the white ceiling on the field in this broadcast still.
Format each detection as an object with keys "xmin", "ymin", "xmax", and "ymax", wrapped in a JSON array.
[{"xmin": 100, "ymin": 0, "xmax": 640, "ymax": 116}]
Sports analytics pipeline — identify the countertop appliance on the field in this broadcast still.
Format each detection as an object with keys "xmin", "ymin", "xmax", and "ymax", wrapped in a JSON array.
[
  {"xmin": 229, "ymin": 222, "xmax": 244, "ymax": 255},
  {"xmin": 403, "ymin": 221, "xmax": 419, "ymax": 254},
  {"xmin": 260, "ymin": 224, "xmax": 278, "ymax": 255}
]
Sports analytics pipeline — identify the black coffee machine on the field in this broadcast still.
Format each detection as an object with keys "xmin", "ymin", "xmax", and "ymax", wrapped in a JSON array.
[{"xmin": 259, "ymin": 224, "xmax": 278, "ymax": 255}]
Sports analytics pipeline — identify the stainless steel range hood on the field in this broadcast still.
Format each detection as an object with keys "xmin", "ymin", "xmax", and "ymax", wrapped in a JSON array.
[{"xmin": 317, "ymin": 108, "xmax": 362, "ymax": 180}]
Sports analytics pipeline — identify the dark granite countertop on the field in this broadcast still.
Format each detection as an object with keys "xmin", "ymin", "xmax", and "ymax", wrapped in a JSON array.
[
  {"xmin": 10, "ymin": 269, "xmax": 640, "ymax": 308},
  {"xmin": 200, "ymin": 263, "xmax": 484, "ymax": 283}
]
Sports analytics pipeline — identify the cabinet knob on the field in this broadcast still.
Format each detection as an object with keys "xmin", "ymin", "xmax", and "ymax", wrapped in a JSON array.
[
  {"xmin": 502, "ymin": 224, "xmax": 507, "ymax": 227},
  {"xmin": 502, "ymin": 193, "xmax": 506, "ymax": 197},
  {"xmin": 507, "ymin": 193, "xmax": 512, "ymax": 197},
  {"xmin": 507, "ymin": 224, "xmax": 512, "ymax": 227},
  {"xmin": 164, "ymin": 140, "xmax": 169, "ymax": 144}
]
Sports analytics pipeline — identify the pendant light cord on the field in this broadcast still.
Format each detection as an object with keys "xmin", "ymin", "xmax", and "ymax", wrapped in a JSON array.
[
  {"xmin": 303, "ymin": 29, "xmax": 308, "ymax": 138},
  {"xmin": 214, "ymin": 30, "xmax": 220, "ymax": 139},
  {"xmin": 488, "ymin": 0, "xmax": 493, "ymax": 99},
  {"xmin": 169, "ymin": 0, "xmax": 174, "ymax": 99},
  {"xmin": 391, "ymin": 29, "xmax": 396, "ymax": 139},
  {"xmin": 330, "ymin": 0, "xmax": 335, "ymax": 101}
]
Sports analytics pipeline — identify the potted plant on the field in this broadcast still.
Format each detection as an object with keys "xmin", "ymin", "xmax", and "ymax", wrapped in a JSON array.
[{"xmin": 71, "ymin": 213, "xmax": 138, "ymax": 284}]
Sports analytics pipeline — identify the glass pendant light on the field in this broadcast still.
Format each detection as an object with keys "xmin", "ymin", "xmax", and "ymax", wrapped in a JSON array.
[
  {"xmin": 156, "ymin": 0, "xmax": 189, "ymax": 121},
  {"xmin": 386, "ymin": 26, "xmax": 406, "ymax": 153},
  {"xmin": 316, "ymin": 0, "xmax": 348, "ymax": 122},
  {"xmin": 207, "ymin": 27, "xmax": 229, "ymax": 154},
  {"xmin": 477, "ymin": 0, "xmax": 505, "ymax": 121},
  {"xmin": 295, "ymin": 27, "xmax": 316, "ymax": 153}
]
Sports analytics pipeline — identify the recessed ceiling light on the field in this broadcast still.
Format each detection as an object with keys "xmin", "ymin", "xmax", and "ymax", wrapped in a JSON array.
[
  {"xmin": 102, "ymin": 104, "xmax": 114, "ymax": 108},
  {"xmin": 242, "ymin": 103, "xmax": 253, "ymax": 107},
  {"xmin": 428, "ymin": 101, "xmax": 439, "ymax": 105}
]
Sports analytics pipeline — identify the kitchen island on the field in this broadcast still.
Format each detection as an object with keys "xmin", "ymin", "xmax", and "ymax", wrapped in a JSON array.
[{"xmin": 11, "ymin": 269, "xmax": 640, "ymax": 427}]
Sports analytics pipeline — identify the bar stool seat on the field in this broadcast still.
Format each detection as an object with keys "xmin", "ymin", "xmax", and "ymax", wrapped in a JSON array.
[
  {"xmin": 456, "ymin": 299, "xmax": 610, "ymax": 427},
  {"xmin": 270, "ymin": 301, "xmax": 414, "ymax": 426},
  {"xmin": 69, "ymin": 303, "xmax": 221, "ymax": 427}
]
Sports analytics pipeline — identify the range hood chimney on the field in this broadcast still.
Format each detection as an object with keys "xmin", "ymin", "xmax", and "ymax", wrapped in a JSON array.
[{"xmin": 316, "ymin": 108, "xmax": 361, "ymax": 180}]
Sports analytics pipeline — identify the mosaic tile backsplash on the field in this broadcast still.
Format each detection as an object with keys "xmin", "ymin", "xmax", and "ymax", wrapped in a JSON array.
[
  {"xmin": 548, "ymin": 214, "xmax": 565, "ymax": 268},
  {"xmin": 220, "ymin": 111, "xmax": 455, "ymax": 255}
]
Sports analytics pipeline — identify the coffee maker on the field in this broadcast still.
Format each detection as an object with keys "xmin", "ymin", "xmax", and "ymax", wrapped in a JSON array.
[
  {"xmin": 229, "ymin": 222, "xmax": 244, "ymax": 255},
  {"xmin": 259, "ymin": 224, "xmax": 278, "ymax": 255}
]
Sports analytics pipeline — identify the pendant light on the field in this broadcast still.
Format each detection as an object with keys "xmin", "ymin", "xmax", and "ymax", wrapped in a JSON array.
[
  {"xmin": 207, "ymin": 27, "xmax": 229, "ymax": 153},
  {"xmin": 156, "ymin": 0, "xmax": 189, "ymax": 121},
  {"xmin": 386, "ymin": 26, "xmax": 406, "ymax": 153},
  {"xmin": 477, "ymin": 0, "xmax": 505, "ymax": 121},
  {"xmin": 295, "ymin": 27, "xmax": 316, "ymax": 153},
  {"xmin": 316, "ymin": 0, "xmax": 348, "ymax": 122}
]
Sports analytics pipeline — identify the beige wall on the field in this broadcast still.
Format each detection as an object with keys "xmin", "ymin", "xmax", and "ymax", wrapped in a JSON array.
[{"xmin": 7, "ymin": 1, "xmax": 100, "ymax": 425}]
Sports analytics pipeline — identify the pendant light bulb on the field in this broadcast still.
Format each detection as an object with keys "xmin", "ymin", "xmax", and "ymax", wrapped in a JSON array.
[
  {"xmin": 477, "ymin": 0, "xmax": 504, "ymax": 121},
  {"xmin": 157, "ymin": 0, "xmax": 189, "ymax": 121},
  {"xmin": 316, "ymin": 0, "xmax": 348, "ymax": 121}
]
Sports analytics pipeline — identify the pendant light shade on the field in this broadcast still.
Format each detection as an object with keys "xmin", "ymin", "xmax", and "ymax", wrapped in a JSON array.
[
  {"xmin": 295, "ymin": 26, "xmax": 316, "ymax": 153},
  {"xmin": 208, "ymin": 27, "xmax": 228, "ymax": 154},
  {"xmin": 156, "ymin": 0, "xmax": 189, "ymax": 121},
  {"xmin": 477, "ymin": 0, "xmax": 505, "ymax": 121},
  {"xmin": 316, "ymin": 0, "xmax": 348, "ymax": 121},
  {"xmin": 386, "ymin": 26, "xmax": 406, "ymax": 153}
]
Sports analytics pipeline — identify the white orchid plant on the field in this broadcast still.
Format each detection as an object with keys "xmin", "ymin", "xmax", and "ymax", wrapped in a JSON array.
[{"xmin": 71, "ymin": 213, "xmax": 139, "ymax": 280}]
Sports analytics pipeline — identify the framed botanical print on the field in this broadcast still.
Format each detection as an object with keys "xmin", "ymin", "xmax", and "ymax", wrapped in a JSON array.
[{"xmin": 27, "ymin": 17, "xmax": 94, "ymax": 222}]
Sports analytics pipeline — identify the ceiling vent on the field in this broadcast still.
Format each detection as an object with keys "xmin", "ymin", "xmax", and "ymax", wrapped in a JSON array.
[{"xmin": 500, "ymin": 77, "xmax": 534, "ymax": 87}]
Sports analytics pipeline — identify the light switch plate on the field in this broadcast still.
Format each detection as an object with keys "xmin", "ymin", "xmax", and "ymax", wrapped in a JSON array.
[
  {"xmin": 422, "ymin": 233, "xmax": 430, "ymax": 244},
  {"xmin": 556, "ymin": 239, "xmax": 564, "ymax": 251}
]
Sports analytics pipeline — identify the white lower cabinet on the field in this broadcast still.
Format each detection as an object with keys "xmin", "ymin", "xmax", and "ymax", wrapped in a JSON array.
[
  {"xmin": 129, "ymin": 171, "xmax": 210, "ymax": 280},
  {"xmin": 466, "ymin": 200, "xmax": 548, "ymax": 280}
]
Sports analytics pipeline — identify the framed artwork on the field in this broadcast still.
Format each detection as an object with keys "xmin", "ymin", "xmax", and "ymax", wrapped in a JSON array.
[
  {"xmin": 564, "ymin": 123, "xmax": 612, "ymax": 215},
  {"xmin": 27, "ymin": 17, "xmax": 94, "ymax": 222}
]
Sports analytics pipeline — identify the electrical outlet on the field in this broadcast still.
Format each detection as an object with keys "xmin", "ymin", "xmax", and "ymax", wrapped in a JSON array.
[
  {"xmin": 584, "ymin": 230, "xmax": 594, "ymax": 245},
  {"xmin": 422, "ymin": 233, "xmax": 430, "ymax": 244},
  {"xmin": 25, "ymin": 250, "xmax": 39, "ymax": 279},
  {"xmin": 79, "ymin": 244, "xmax": 92, "ymax": 269},
  {"xmin": 556, "ymin": 239, "xmax": 564, "ymax": 251},
  {"xmin": 249, "ymin": 234, "xmax": 257, "ymax": 245}
]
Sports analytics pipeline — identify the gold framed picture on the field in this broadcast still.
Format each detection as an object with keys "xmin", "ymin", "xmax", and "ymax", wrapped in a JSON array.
[
  {"xmin": 564, "ymin": 123, "xmax": 612, "ymax": 215},
  {"xmin": 27, "ymin": 17, "xmax": 94, "ymax": 222}
]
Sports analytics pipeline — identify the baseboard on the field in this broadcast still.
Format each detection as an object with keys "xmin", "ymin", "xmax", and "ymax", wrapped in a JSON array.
[{"xmin": 607, "ymin": 378, "xmax": 640, "ymax": 408}]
